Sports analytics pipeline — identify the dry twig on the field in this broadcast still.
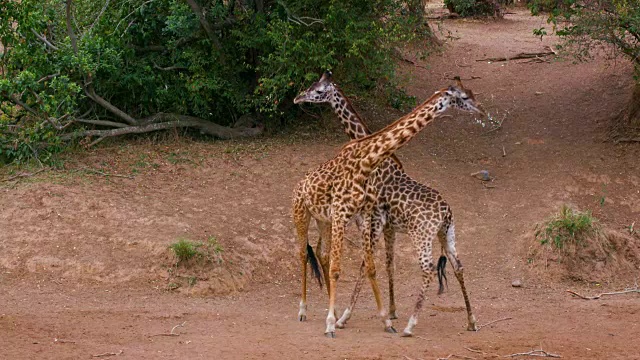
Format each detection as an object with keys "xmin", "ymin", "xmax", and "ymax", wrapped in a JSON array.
[
  {"xmin": 53, "ymin": 338, "xmax": 76, "ymax": 344},
  {"xmin": 92, "ymin": 350, "xmax": 124, "ymax": 358},
  {"xmin": 2, "ymin": 168, "xmax": 47, "ymax": 182},
  {"xmin": 567, "ymin": 286, "xmax": 640, "ymax": 300},
  {"xmin": 503, "ymin": 349, "xmax": 561, "ymax": 358},
  {"xmin": 476, "ymin": 51, "xmax": 555, "ymax": 63},
  {"xmin": 437, "ymin": 354, "xmax": 476, "ymax": 360},
  {"xmin": 79, "ymin": 167, "xmax": 135, "ymax": 179},
  {"xmin": 465, "ymin": 347, "xmax": 500, "ymax": 358},
  {"xmin": 150, "ymin": 321, "xmax": 186, "ymax": 337},
  {"xmin": 476, "ymin": 316, "xmax": 512, "ymax": 330}
]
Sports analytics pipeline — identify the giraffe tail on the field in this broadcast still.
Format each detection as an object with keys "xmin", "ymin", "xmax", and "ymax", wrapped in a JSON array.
[
  {"xmin": 307, "ymin": 243, "xmax": 324, "ymax": 289},
  {"xmin": 437, "ymin": 255, "xmax": 448, "ymax": 295}
]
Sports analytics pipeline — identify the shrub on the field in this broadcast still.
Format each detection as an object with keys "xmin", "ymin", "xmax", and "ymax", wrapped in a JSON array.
[
  {"xmin": 169, "ymin": 239, "xmax": 201, "ymax": 265},
  {"xmin": 535, "ymin": 205, "xmax": 598, "ymax": 250},
  {"xmin": 0, "ymin": 0, "xmax": 435, "ymax": 164}
]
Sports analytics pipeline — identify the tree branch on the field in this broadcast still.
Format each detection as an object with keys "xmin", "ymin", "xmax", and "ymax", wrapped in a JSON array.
[
  {"xmin": 30, "ymin": 29, "xmax": 59, "ymax": 51},
  {"xmin": 66, "ymin": 0, "xmax": 78, "ymax": 53},
  {"xmin": 84, "ymin": 85, "xmax": 138, "ymax": 125},
  {"xmin": 61, "ymin": 113, "xmax": 262, "ymax": 144},
  {"xmin": 184, "ymin": 0, "xmax": 222, "ymax": 50},
  {"xmin": 3, "ymin": 93, "xmax": 38, "ymax": 115},
  {"xmin": 74, "ymin": 118, "xmax": 130, "ymax": 128}
]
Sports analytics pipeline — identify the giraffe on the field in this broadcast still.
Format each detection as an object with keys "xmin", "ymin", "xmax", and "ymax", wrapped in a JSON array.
[
  {"xmin": 292, "ymin": 74, "xmax": 485, "ymax": 337},
  {"xmin": 294, "ymin": 71, "xmax": 479, "ymax": 336}
]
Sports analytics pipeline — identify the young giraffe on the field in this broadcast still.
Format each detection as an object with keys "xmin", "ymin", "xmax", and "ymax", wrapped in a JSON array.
[
  {"xmin": 292, "ymin": 75, "xmax": 485, "ymax": 337},
  {"xmin": 294, "ymin": 71, "xmax": 479, "ymax": 336}
]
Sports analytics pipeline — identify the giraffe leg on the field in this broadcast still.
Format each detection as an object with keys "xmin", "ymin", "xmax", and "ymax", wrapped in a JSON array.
[
  {"xmin": 383, "ymin": 225, "xmax": 397, "ymax": 320},
  {"xmin": 361, "ymin": 214, "xmax": 395, "ymax": 333},
  {"xmin": 337, "ymin": 215, "xmax": 385, "ymax": 328},
  {"xmin": 294, "ymin": 201, "xmax": 312, "ymax": 322},
  {"xmin": 442, "ymin": 223, "xmax": 478, "ymax": 331},
  {"xmin": 336, "ymin": 260, "xmax": 364, "ymax": 329},
  {"xmin": 402, "ymin": 233, "xmax": 436, "ymax": 337},
  {"xmin": 325, "ymin": 218, "xmax": 346, "ymax": 338},
  {"xmin": 317, "ymin": 221, "xmax": 332, "ymax": 297}
]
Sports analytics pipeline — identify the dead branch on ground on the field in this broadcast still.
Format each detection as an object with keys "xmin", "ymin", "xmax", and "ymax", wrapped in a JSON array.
[
  {"xmin": 503, "ymin": 349, "xmax": 561, "ymax": 358},
  {"xmin": 2, "ymin": 168, "xmax": 47, "ymax": 182},
  {"xmin": 476, "ymin": 316, "xmax": 512, "ymax": 330},
  {"xmin": 437, "ymin": 354, "xmax": 476, "ymax": 360},
  {"xmin": 53, "ymin": 338, "xmax": 76, "ymax": 344},
  {"xmin": 567, "ymin": 286, "xmax": 640, "ymax": 300},
  {"xmin": 465, "ymin": 347, "xmax": 500, "ymax": 358},
  {"xmin": 150, "ymin": 321, "xmax": 186, "ymax": 337},
  {"xmin": 92, "ymin": 350, "xmax": 124, "ymax": 358},
  {"xmin": 79, "ymin": 167, "xmax": 135, "ymax": 179},
  {"xmin": 476, "ymin": 51, "xmax": 555, "ymax": 63}
]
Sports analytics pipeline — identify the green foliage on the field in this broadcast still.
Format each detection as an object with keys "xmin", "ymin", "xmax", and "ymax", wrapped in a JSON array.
[
  {"xmin": 169, "ymin": 239, "xmax": 201, "ymax": 264},
  {"xmin": 444, "ymin": 0, "xmax": 497, "ymax": 17},
  {"xmin": 530, "ymin": 0, "xmax": 640, "ymax": 75},
  {"xmin": 168, "ymin": 236, "xmax": 224, "ymax": 266},
  {"xmin": 526, "ymin": 0, "xmax": 574, "ymax": 15},
  {"xmin": 0, "ymin": 0, "xmax": 433, "ymax": 164},
  {"xmin": 535, "ymin": 205, "xmax": 598, "ymax": 250}
]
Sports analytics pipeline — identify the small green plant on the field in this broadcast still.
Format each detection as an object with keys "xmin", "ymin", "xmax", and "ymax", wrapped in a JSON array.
[
  {"xmin": 206, "ymin": 236, "xmax": 224, "ymax": 264},
  {"xmin": 535, "ymin": 205, "xmax": 598, "ymax": 249},
  {"xmin": 169, "ymin": 239, "xmax": 202, "ymax": 264}
]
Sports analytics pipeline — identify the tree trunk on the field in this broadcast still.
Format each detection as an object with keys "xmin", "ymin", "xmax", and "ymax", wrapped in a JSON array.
[{"xmin": 613, "ymin": 81, "xmax": 640, "ymax": 142}]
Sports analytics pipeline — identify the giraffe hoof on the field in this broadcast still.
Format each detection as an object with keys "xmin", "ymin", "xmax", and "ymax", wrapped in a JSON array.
[
  {"xmin": 389, "ymin": 311, "xmax": 398, "ymax": 320},
  {"xmin": 299, "ymin": 315, "xmax": 307, "ymax": 322},
  {"xmin": 385, "ymin": 326, "xmax": 397, "ymax": 334},
  {"xmin": 335, "ymin": 321, "xmax": 345, "ymax": 329},
  {"xmin": 401, "ymin": 331, "xmax": 413, "ymax": 337},
  {"xmin": 467, "ymin": 323, "xmax": 478, "ymax": 331},
  {"xmin": 325, "ymin": 331, "xmax": 336, "ymax": 339}
]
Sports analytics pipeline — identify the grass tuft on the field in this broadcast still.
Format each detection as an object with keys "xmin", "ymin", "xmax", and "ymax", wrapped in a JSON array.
[{"xmin": 535, "ymin": 205, "xmax": 598, "ymax": 249}]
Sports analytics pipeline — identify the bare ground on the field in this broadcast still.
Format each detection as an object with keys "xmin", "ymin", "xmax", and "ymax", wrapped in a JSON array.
[{"xmin": 2, "ymin": 8, "xmax": 640, "ymax": 360}]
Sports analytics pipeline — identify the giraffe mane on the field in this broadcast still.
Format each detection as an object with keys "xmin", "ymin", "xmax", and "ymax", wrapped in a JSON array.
[{"xmin": 347, "ymin": 88, "xmax": 448, "ymax": 147}]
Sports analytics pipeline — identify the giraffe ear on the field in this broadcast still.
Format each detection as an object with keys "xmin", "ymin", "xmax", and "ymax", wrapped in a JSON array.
[
  {"xmin": 454, "ymin": 76, "xmax": 465, "ymax": 90},
  {"xmin": 320, "ymin": 70, "xmax": 333, "ymax": 83}
]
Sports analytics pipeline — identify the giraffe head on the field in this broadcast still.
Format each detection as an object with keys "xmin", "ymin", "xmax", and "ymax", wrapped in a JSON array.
[
  {"xmin": 434, "ymin": 77, "xmax": 485, "ymax": 116},
  {"xmin": 293, "ymin": 71, "xmax": 336, "ymax": 104}
]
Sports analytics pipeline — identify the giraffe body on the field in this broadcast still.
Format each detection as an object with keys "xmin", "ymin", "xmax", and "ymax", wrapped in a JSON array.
[{"xmin": 293, "ymin": 73, "xmax": 484, "ymax": 337}]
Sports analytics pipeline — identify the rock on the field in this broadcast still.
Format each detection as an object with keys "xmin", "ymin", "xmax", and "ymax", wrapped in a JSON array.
[{"xmin": 511, "ymin": 279, "xmax": 522, "ymax": 288}]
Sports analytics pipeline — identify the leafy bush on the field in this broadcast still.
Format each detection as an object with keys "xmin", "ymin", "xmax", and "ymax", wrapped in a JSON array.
[
  {"xmin": 0, "ymin": 0, "xmax": 434, "ymax": 164},
  {"xmin": 444, "ymin": 0, "xmax": 502, "ymax": 17},
  {"xmin": 535, "ymin": 205, "xmax": 598, "ymax": 250},
  {"xmin": 530, "ymin": 0, "xmax": 640, "ymax": 137}
]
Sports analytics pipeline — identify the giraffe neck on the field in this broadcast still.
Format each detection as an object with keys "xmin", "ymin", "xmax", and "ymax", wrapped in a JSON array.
[
  {"xmin": 329, "ymin": 87, "xmax": 371, "ymax": 140},
  {"xmin": 356, "ymin": 91, "xmax": 449, "ymax": 170}
]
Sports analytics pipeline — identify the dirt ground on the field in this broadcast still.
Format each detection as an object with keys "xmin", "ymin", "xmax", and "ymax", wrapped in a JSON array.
[{"xmin": 2, "ymin": 7, "xmax": 640, "ymax": 360}]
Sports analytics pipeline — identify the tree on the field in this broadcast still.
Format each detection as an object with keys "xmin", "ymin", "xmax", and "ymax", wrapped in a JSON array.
[
  {"xmin": 532, "ymin": 0, "xmax": 640, "ymax": 141},
  {"xmin": 0, "ymin": 0, "xmax": 433, "ymax": 164}
]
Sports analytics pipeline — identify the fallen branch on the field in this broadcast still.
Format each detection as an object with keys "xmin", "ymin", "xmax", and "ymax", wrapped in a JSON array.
[
  {"xmin": 61, "ymin": 113, "xmax": 263, "ymax": 144},
  {"xmin": 567, "ymin": 287, "xmax": 640, "ymax": 300},
  {"xmin": 465, "ymin": 347, "xmax": 500, "ymax": 358},
  {"xmin": 2, "ymin": 168, "xmax": 46, "ymax": 182},
  {"xmin": 150, "ymin": 321, "xmax": 186, "ymax": 337},
  {"xmin": 476, "ymin": 316, "xmax": 512, "ymax": 330},
  {"xmin": 615, "ymin": 137, "xmax": 640, "ymax": 143},
  {"xmin": 476, "ymin": 51, "xmax": 555, "ymax": 62},
  {"xmin": 79, "ymin": 167, "xmax": 135, "ymax": 179},
  {"xmin": 503, "ymin": 349, "xmax": 561, "ymax": 358},
  {"xmin": 437, "ymin": 354, "xmax": 476, "ymax": 360},
  {"xmin": 92, "ymin": 350, "xmax": 124, "ymax": 358}
]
